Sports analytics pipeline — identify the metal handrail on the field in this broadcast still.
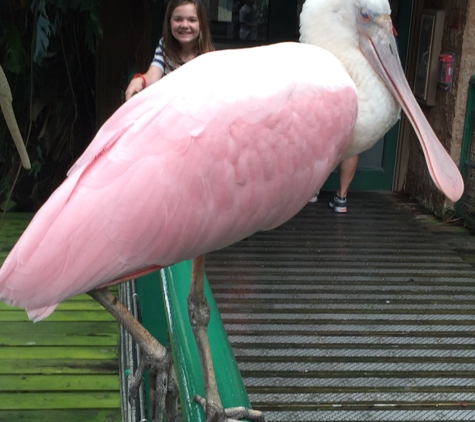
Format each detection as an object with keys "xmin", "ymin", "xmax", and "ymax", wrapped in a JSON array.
[
  {"xmin": 119, "ymin": 281, "xmax": 148, "ymax": 422},
  {"xmin": 119, "ymin": 262, "xmax": 252, "ymax": 421},
  {"xmin": 160, "ymin": 261, "xmax": 251, "ymax": 422}
]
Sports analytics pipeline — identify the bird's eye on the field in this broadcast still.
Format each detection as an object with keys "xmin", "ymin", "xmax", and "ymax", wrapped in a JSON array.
[{"xmin": 358, "ymin": 8, "xmax": 372, "ymax": 23}]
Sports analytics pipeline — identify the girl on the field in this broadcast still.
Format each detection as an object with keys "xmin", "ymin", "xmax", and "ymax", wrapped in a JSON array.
[{"xmin": 125, "ymin": 0, "xmax": 214, "ymax": 100}]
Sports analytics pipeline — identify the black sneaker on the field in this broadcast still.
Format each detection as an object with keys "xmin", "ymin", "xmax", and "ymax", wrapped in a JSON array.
[{"xmin": 329, "ymin": 195, "xmax": 347, "ymax": 213}]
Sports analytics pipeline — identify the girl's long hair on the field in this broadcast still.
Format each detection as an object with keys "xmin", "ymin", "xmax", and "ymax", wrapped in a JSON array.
[{"xmin": 162, "ymin": 0, "xmax": 215, "ymax": 67}]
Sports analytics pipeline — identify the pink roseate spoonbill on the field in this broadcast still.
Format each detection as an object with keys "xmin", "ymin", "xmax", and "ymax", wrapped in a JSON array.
[
  {"xmin": 0, "ymin": 0, "xmax": 464, "ymax": 420},
  {"xmin": 0, "ymin": 65, "xmax": 31, "ymax": 169}
]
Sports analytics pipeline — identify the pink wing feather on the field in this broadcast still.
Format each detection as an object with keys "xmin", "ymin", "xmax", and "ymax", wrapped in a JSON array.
[{"xmin": 0, "ymin": 43, "xmax": 357, "ymax": 320}]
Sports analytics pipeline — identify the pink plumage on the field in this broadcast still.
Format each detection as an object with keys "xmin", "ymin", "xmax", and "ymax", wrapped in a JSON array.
[{"xmin": 0, "ymin": 43, "xmax": 357, "ymax": 321}]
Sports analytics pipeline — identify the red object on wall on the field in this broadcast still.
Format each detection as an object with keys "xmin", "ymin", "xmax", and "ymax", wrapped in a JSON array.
[{"xmin": 438, "ymin": 53, "xmax": 455, "ymax": 88}]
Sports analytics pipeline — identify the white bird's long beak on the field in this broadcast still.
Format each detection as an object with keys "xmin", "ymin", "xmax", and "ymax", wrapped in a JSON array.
[
  {"xmin": 0, "ymin": 66, "xmax": 31, "ymax": 170},
  {"xmin": 358, "ymin": 14, "xmax": 463, "ymax": 203}
]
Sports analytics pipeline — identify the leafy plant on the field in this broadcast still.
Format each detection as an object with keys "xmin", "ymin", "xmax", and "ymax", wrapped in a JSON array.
[
  {"xmin": 31, "ymin": 0, "xmax": 54, "ymax": 64},
  {"xmin": 0, "ymin": 0, "xmax": 102, "ymax": 211}
]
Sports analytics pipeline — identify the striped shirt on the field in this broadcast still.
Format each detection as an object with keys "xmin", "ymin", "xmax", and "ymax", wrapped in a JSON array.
[{"xmin": 151, "ymin": 38, "xmax": 183, "ymax": 75}]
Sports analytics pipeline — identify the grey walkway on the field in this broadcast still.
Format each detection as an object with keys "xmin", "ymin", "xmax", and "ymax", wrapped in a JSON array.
[{"xmin": 206, "ymin": 192, "xmax": 475, "ymax": 422}]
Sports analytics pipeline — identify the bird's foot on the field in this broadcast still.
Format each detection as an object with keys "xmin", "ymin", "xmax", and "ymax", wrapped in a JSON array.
[
  {"xmin": 129, "ymin": 346, "xmax": 178, "ymax": 422},
  {"xmin": 194, "ymin": 395, "xmax": 266, "ymax": 422}
]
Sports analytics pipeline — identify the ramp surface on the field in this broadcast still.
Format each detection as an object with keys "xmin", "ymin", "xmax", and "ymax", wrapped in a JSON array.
[{"xmin": 206, "ymin": 192, "xmax": 475, "ymax": 422}]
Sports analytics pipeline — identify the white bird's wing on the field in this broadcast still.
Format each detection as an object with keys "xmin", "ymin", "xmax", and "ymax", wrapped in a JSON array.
[{"xmin": 0, "ymin": 43, "xmax": 358, "ymax": 320}]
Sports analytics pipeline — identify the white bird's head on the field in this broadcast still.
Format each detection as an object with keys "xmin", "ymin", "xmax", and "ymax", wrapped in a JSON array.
[
  {"xmin": 300, "ymin": 0, "xmax": 391, "ymax": 52},
  {"xmin": 300, "ymin": 0, "xmax": 464, "ymax": 203}
]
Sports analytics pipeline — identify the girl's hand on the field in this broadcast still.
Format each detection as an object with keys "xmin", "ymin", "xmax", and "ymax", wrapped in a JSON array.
[
  {"xmin": 125, "ymin": 77, "xmax": 145, "ymax": 101},
  {"xmin": 124, "ymin": 67, "xmax": 162, "ymax": 101}
]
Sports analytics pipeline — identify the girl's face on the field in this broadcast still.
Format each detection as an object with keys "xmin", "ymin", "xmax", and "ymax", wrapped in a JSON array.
[{"xmin": 170, "ymin": 3, "xmax": 200, "ymax": 47}]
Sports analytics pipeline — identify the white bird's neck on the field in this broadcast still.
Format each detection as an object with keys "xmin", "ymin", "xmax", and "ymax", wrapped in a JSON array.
[{"xmin": 299, "ymin": 0, "xmax": 400, "ymax": 158}]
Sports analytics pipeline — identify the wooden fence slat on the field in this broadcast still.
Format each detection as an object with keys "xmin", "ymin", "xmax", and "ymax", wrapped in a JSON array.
[
  {"xmin": 0, "ymin": 310, "xmax": 115, "ymax": 322},
  {"xmin": 0, "ymin": 359, "xmax": 119, "ymax": 375},
  {"xmin": 0, "ymin": 321, "xmax": 119, "ymax": 346},
  {"xmin": 0, "ymin": 346, "xmax": 118, "ymax": 360},
  {"xmin": 0, "ymin": 375, "xmax": 119, "ymax": 391},
  {"xmin": 0, "ymin": 300, "xmax": 111, "ymax": 313},
  {"xmin": 0, "ymin": 392, "xmax": 120, "ymax": 409},
  {"xmin": 0, "ymin": 409, "xmax": 122, "ymax": 422}
]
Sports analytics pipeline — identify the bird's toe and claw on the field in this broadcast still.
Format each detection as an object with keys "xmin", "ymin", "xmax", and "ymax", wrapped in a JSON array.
[
  {"xmin": 194, "ymin": 395, "xmax": 266, "ymax": 422},
  {"xmin": 128, "ymin": 347, "xmax": 179, "ymax": 422},
  {"xmin": 88, "ymin": 288, "xmax": 178, "ymax": 421}
]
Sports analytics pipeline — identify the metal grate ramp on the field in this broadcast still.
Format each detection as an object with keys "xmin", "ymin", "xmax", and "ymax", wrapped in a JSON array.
[{"xmin": 205, "ymin": 192, "xmax": 475, "ymax": 422}]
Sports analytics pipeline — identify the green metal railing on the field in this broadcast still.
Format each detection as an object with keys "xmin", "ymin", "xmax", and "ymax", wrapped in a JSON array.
[
  {"xmin": 456, "ymin": 75, "xmax": 475, "ymax": 227},
  {"xmin": 135, "ymin": 262, "xmax": 252, "ymax": 422}
]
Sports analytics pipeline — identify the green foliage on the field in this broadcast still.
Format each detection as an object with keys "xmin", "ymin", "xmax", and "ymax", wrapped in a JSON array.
[
  {"xmin": 31, "ymin": 0, "xmax": 54, "ymax": 64},
  {"xmin": 0, "ymin": 26, "xmax": 29, "ymax": 74},
  {"xmin": 29, "ymin": 146, "xmax": 44, "ymax": 179},
  {"xmin": 0, "ymin": 0, "xmax": 103, "ymax": 211},
  {"xmin": 28, "ymin": 0, "xmax": 103, "ymax": 65}
]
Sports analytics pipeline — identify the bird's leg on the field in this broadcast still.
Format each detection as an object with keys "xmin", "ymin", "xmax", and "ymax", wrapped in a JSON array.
[
  {"xmin": 88, "ymin": 287, "xmax": 178, "ymax": 422},
  {"xmin": 188, "ymin": 255, "xmax": 221, "ymax": 416},
  {"xmin": 188, "ymin": 255, "xmax": 265, "ymax": 422},
  {"xmin": 165, "ymin": 360, "xmax": 179, "ymax": 422},
  {"xmin": 147, "ymin": 352, "xmax": 178, "ymax": 422}
]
